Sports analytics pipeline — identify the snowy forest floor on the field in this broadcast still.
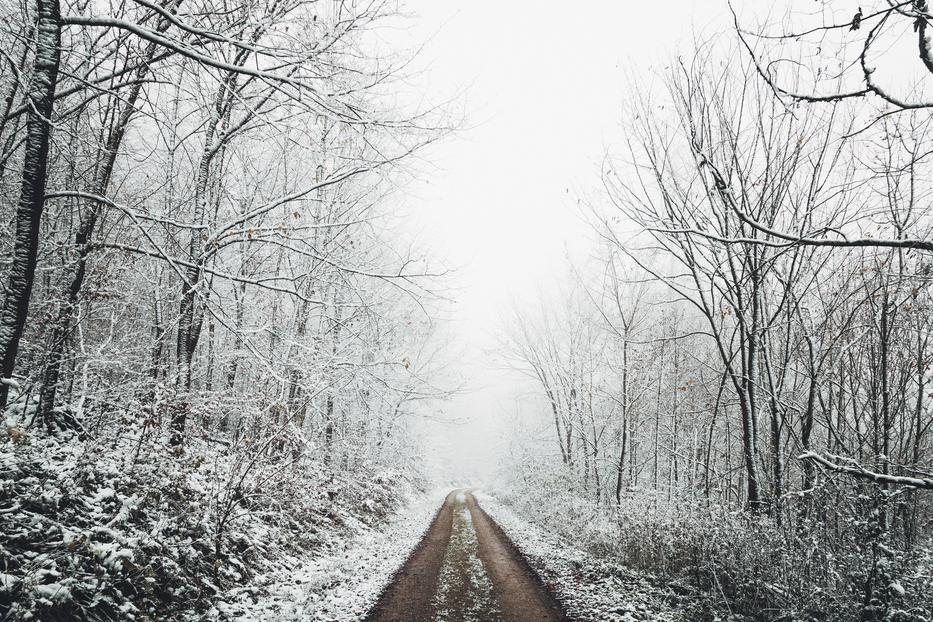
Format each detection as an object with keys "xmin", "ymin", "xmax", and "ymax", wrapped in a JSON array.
[
  {"xmin": 235, "ymin": 487, "xmax": 699, "ymax": 622},
  {"xmin": 12, "ymin": 417, "xmax": 927, "ymax": 622},
  {"xmin": 0, "ymin": 420, "xmax": 432, "ymax": 621},
  {"xmin": 221, "ymin": 487, "xmax": 448, "ymax": 621},
  {"xmin": 236, "ymin": 487, "xmax": 692, "ymax": 622},
  {"xmin": 2, "ymin": 417, "xmax": 696, "ymax": 622}
]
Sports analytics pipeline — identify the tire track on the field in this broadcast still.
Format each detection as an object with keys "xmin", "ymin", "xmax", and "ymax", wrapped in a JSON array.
[{"xmin": 364, "ymin": 489, "xmax": 567, "ymax": 622}]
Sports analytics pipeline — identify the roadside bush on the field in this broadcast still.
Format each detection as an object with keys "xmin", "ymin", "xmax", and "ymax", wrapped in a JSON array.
[
  {"xmin": 0, "ymin": 407, "xmax": 417, "ymax": 621},
  {"xmin": 498, "ymin": 474, "xmax": 933, "ymax": 622}
]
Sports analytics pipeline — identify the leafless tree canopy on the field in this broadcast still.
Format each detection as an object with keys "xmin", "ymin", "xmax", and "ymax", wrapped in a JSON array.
[
  {"xmin": 501, "ymin": 18, "xmax": 933, "ymax": 620},
  {"xmin": 2, "ymin": 1, "xmax": 933, "ymax": 620},
  {"xmin": 0, "ymin": 1, "xmax": 456, "ymax": 617}
]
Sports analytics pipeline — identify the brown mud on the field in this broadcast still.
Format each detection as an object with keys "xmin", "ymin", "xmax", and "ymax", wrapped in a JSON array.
[{"xmin": 364, "ymin": 490, "xmax": 567, "ymax": 622}]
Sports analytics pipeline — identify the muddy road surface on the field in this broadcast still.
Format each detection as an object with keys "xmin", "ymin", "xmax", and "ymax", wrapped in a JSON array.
[{"xmin": 364, "ymin": 490, "xmax": 567, "ymax": 622}]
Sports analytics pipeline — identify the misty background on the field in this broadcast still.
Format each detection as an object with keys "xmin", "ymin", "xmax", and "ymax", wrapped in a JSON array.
[{"xmin": 395, "ymin": 0, "xmax": 731, "ymax": 482}]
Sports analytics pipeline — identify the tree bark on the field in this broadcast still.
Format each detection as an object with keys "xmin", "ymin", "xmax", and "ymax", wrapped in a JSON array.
[
  {"xmin": 171, "ymin": 74, "xmax": 233, "ymax": 446},
  {"xmin": 0, "ymin": 0, "xmax": 61, "ymax": 410},
  {"xmin": 614, "ymin": 338, "xmax": 629, "ymax": 504}
]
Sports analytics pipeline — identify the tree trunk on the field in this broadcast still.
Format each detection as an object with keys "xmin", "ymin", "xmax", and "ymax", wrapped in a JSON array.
[
  {"xmin": 226, "ymin": 279, "xmax": 246, "ymax": 391},
  {"xmin": 653, "ymin": 340, "xmax": 664, "ymax": 490},
  {"xmin": 37, "ymin": 77, "xmax": 147, "ymax": 423},
  {"xmin": 36, "ymin": 1, "xmax": 181, "ymax": 422},
  {"xmin": 172, "ymin": 78, "xmax": 231, "ymax": 446},
  {"xmin": 614, "ymin": 338, "xmax": 629, "ymax": 504},
  {"xmin": 0, "ymin": 0, "xmax": 61, "ymax": 410}
]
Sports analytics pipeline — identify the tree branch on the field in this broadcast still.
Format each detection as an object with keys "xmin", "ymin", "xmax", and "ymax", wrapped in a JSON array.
[{"xmin": 800, "ymin": 451, "xmax": 933, "ymax": 490}]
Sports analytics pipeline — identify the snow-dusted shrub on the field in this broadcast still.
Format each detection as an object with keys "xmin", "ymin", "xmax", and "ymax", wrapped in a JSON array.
[
  {"xmin": 0, "ymin": 414, "xmax": 418, "ymax": 621},
  {"xmin": 498, "ymin": 476, "xmax": 933, "ymax": 622}
]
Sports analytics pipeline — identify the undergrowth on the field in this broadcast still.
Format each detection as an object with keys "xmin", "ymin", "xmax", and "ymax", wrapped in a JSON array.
[
  {"xmin": 499, "ymin": 471, "xmax": 933, "ymax": 622},
  {"xmin": 0, "ymin": 406, "xmax": 417, "ymax": 621}
]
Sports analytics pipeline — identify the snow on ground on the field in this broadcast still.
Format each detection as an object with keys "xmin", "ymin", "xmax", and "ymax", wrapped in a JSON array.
[
  {"xmin": 2, "ymin": 420, "xmax": 436, "ymax": 621},
  {"xmin": 475, "ymin": 491, "xmax": 686, "ymax": 622},
  {"xmin": 217, "ymin": 487, "xmax": 450, "ymax": 621}
]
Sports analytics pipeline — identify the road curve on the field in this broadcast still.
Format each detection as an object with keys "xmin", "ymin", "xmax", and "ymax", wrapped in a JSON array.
[{"xmin": 365, "ymin": 489, "xmax": 567, "ymax": 622}]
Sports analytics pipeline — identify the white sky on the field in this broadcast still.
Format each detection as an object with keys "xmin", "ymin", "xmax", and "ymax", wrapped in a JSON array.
[{"xmin": 390, "ymin": 0, "xmax": 752, "ymax": 483}]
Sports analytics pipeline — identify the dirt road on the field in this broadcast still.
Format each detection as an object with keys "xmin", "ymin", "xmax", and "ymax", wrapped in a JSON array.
[{"xmin": 365, "ymin": 490, "xmax": 567, "ymax": 622}]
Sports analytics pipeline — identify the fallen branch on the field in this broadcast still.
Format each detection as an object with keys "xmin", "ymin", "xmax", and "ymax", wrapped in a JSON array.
[{"xmin": 799, "ymin": 452, "xmax": 933, "ymax": 490}]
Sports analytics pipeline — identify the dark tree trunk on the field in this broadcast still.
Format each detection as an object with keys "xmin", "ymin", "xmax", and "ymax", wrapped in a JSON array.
[
  {"xmin": 172, "ymin": 63, "xmax": 244, "ymax": 446},
  {"xmin": 37, "ymin": 77, "xmax": 146, "ymax": 423},
  {"xmin": 614, "ymin": 339, "xmax": 629, "ymax": 505},
  {"xmin": 171, "ymin": 90, "xmax": 225, "ymax": 447},
  {"xmin": 0, "ymin": 0, "xmax": 61, "ymax": 410},
  {"xmin": 226, "ymin": 280, "xmax": 245, "ymax": 391}
]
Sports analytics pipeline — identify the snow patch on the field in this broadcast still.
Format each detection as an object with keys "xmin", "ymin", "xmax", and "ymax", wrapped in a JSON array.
[{"xmin": 220, "ymin": 487, "xmax": 450, "ymax": 621}]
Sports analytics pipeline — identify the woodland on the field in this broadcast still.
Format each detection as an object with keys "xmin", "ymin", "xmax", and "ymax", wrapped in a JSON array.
[
  {"xmin": 0, "ymin": 0, "xmax": 449, "ymax": 618},
  {"xmin": 501, "ymin": 3, "xmax": 933, "ymax": 620},
  {"xmin": 0, "ymin": 0, "xmax": 932, "ymax": 621}
]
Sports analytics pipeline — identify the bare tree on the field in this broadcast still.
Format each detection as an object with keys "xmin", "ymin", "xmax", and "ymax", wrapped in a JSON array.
[{"xmin": 0, "ymin": 0, "xmax": 61, "ymax": 408}]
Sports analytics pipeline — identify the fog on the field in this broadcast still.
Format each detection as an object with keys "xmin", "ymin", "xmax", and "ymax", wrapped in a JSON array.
[{"xmin": 394, "ymin": 0, "xmax": 733, "ymax": 483}]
